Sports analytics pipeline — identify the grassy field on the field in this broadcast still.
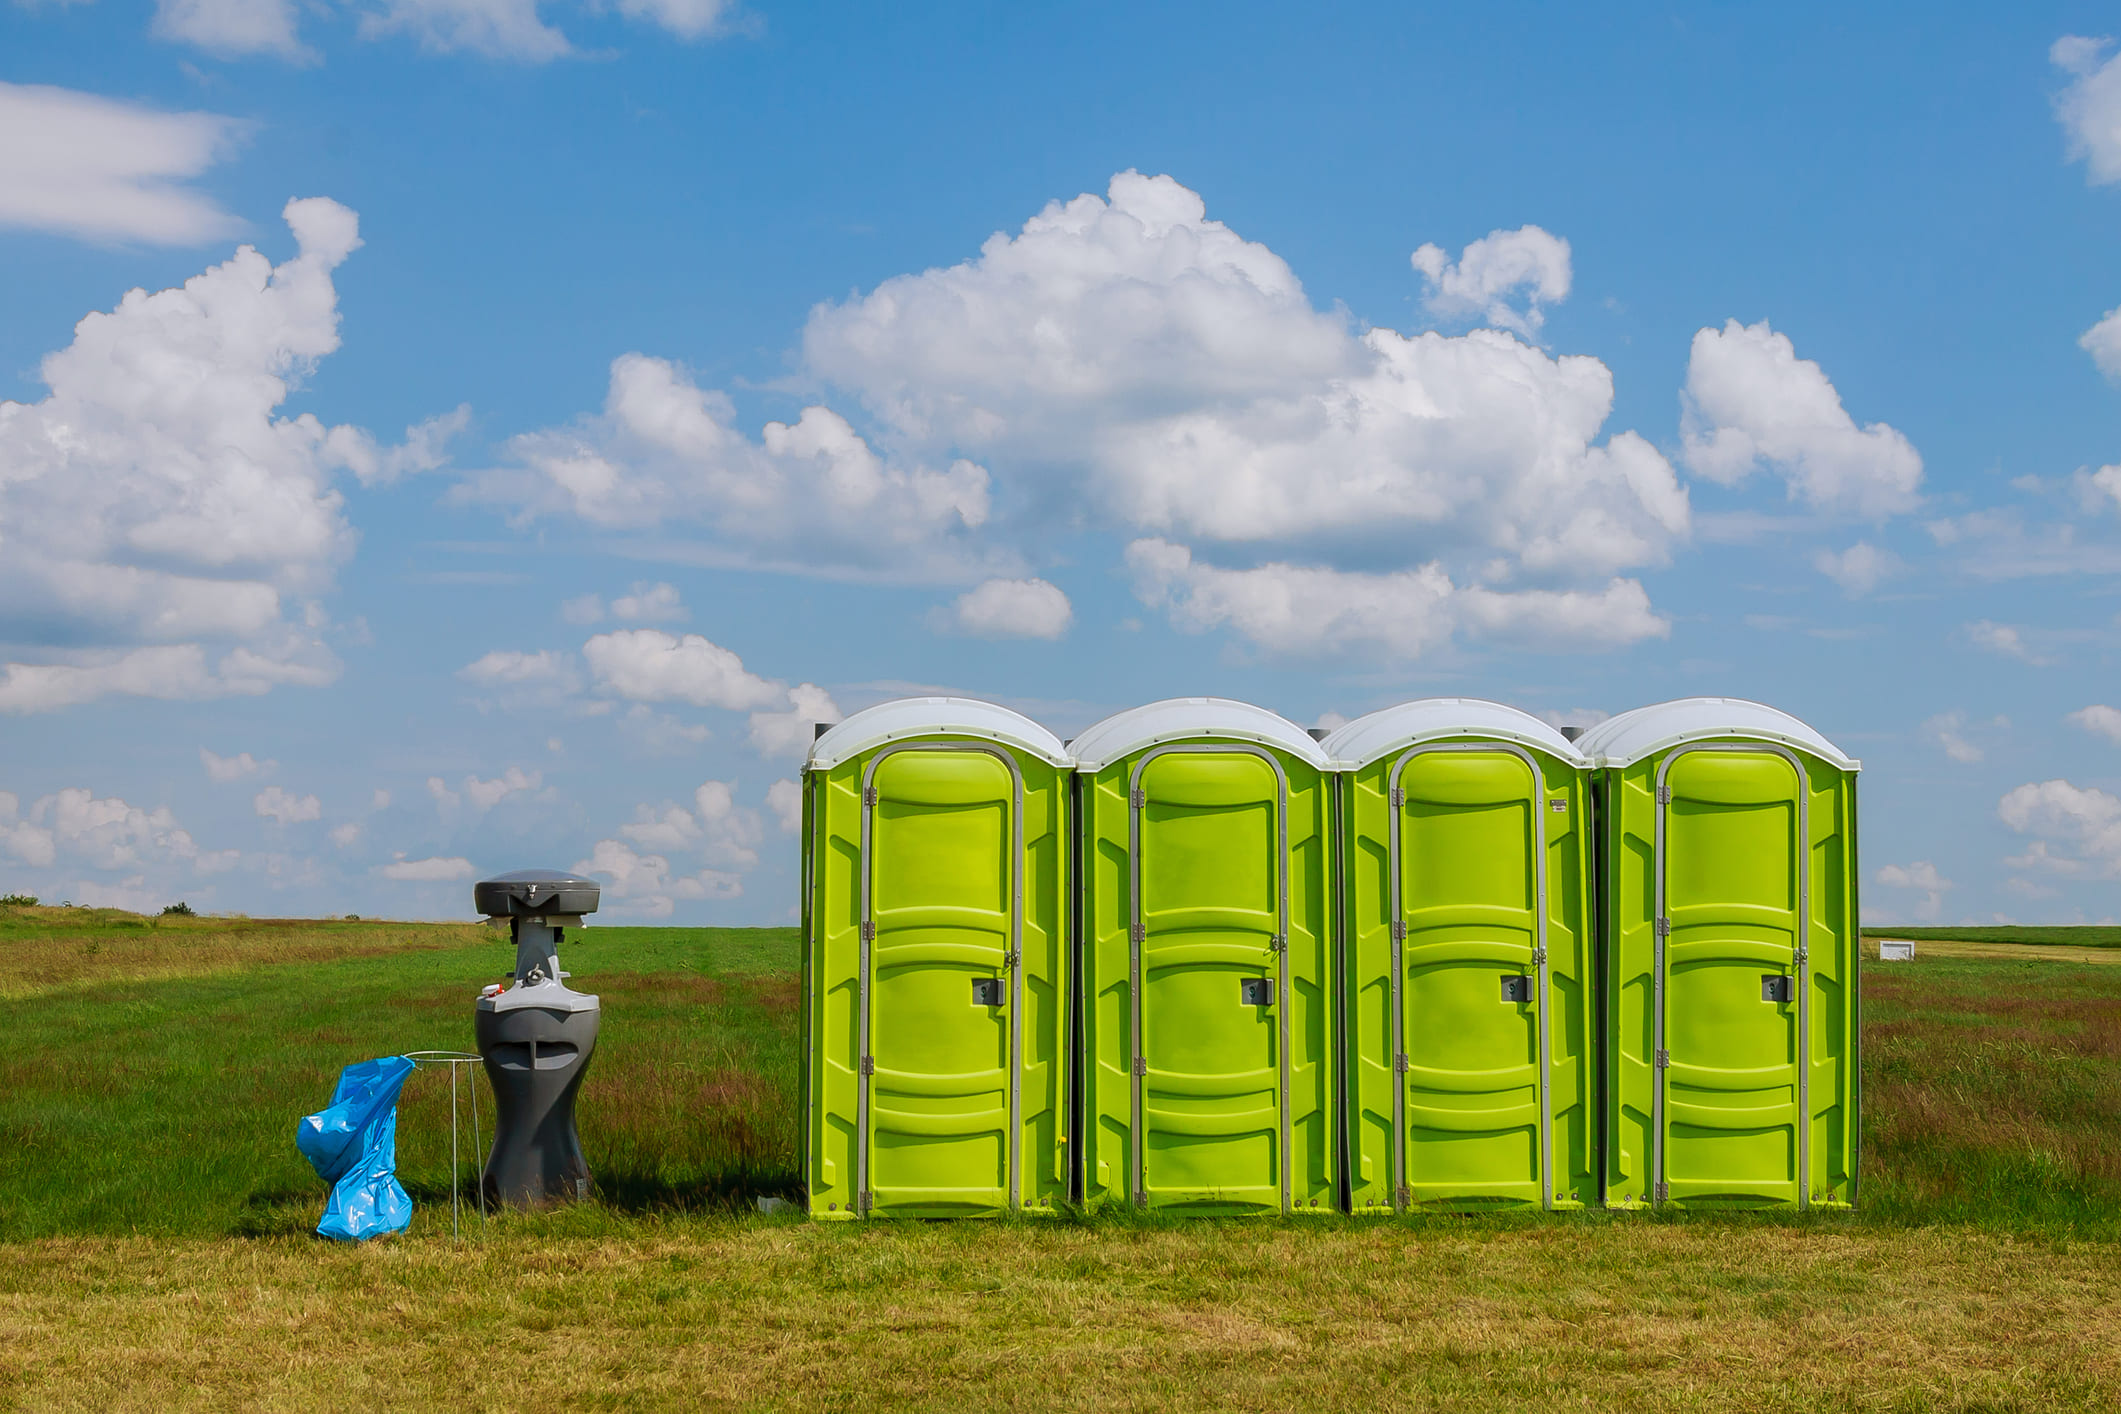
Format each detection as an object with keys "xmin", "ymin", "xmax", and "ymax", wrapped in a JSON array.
[
  {"xmin": 1863, "ymin": 924, "xmax": 2121, "ymax": 948},
  {"xmin": 3, "ymin": 904, "xmax": 2120, "ymax": 1409}
]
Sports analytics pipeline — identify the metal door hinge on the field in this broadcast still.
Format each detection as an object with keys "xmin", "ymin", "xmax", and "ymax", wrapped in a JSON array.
[
  {"xmin": 1794, "ymin": 946, "xmax": 1809, "ymax": 964},
  {"xmin": 1396, "ymin": 1184, "xmax": 1411, "ymax": 1208},
  {"xmin": 859, "ymin": 1191, "xmax": 874, "ymax": 1213},
  {"xmin": 1656, "ymin": 785, "xmax": 1671, "ymax": 805},
  {"xmin": 863, "ymin": 786, "xmax": 878, "ymax": 806},
  {"xmin": 1131, "ymin": 1056, "xmax": 1148, "ymax": 1077},
  {"xmin": 1531, "ymin": 946, "xmax": 1547, "ymax": 966},
  {"xmin": 859, "ymin": 1056, "xmax": 875, "ymax": 1075},
  {"xmin": 1653, "ymin": 917, "xmax": 1670, "ymax": 938},
  {"xmin": 1394, "ymin": 1053, "xmax": 1409, "ymax": 1074},
  {"xmin": 1129, "ymin": 788, "xmax": 1146, "ymax": 808},
  {"xmin": 1129, "ymin": 922, "xmax": 1145, "ymax": 944},
  {"xmin": 1653, "ymin": 1182, "xmax": 1669, "ymax": 1203},
  {"xmin": 1654, "ymin": 1049, "xmax": 1670, "ymax": 1069},
  {"xmin": 1390, "ymin": 921, "xmax": 1406, "ymax": 942},
  {"xmin": 1267, "ymin": 933, "xmax": 1285, "ymax": 953},
  {"xmin": 860, "ymin": 921, "xmax": 875, "ymax": 942},
  {"xmin": 1003, "ymin": 950, "xmax": 1020, "ymax": 968},
  {"xmin": 1388, "ymin": 788, "xmax": 1405, "ymax": 808}
]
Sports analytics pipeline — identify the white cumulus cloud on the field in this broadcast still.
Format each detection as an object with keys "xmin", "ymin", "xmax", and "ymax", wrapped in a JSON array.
[
  {"xmin": 1921, "ymin": 711, "xmax": 1984, "ymax": 764},
  {"xmin": 1410, "ymin": 225, "xmax": 1572, "ymax": 337},
  {"xmin": 2082, "ymin": 307, "xmax": 2121, "ymax": 381},
  {"xmin": 583, "ymin": 629, "xmax": 783, "ymax": 711},
  {"xmin": 1875, "ymin": 860, "xmax": 1952, "ymax": 922},
  {"xmin": 0, "ymin": 793, "xmax": 58, "ymax": 868},
  {"xmin": 766, "ymin": 778, "xmax": 801, "ymax": 834},
  {"xmin": 379, "ymin": 854, "xmax": 475, "ymax": 882},
  {"xmin": 571, "ymin": 837, "xmax": 739, "ymax": 918},
  {"xmin": 2053, "ymin": 35, "xmax": 2121, "ymax": 185},
  {"xmin": 2068, "ymin": 704, "xmax": 2121, "ymax": 745},
  {"xmin": 1998, "ymin": 778, "xmax": 2121, "ymax": 876},
  {"xmin": 1966, "ymin": 620, "xmax": 2047, "ymax": 665},
  {"xmin": 945, "ymin": 577, "xmax": 1073, "ymax": 640},
  {"xmin": 749, "ymin": 683, "xmax": 842, "ymax": 760},
  {"xmin": 805, "ymin": 173, "xmax": 1687, "ymax": 593},
  {"xmin": 463, "ymin": 766, "xmax": 540, "ymax": 812},
  {"xmin": 358, "ymin": 0, "xmax": 571, "ymax": 61},
  {"xmin": 253, "ymin": 785, "xmax": 320, "ymax": 825},
  {"xmin": 1125, "ymin": 538, "xmax": 1667, "ymax": 660},
  {"xmin": 33, "ymin": 788, "xmax": 237, "ymax": 873},
  {"xmin": 153, "ymin": 0, "xmax": 310, "ymax": 60},
  {"xmin": 0, "ymin": 82, "xmax": 246, "ymax": 245},
  {"xmin": 618, "ymin": 779, "xmax": 763, "ymax": 869},
  {"xmin": 1681, "ymin": 319, "xmax": 1923, "ymax": 518},
  {"xmin": 610, "ymin": 582, "xmax": 687, "ymax": 622},
  {"xmin": 459, "ymin": 649, "xmax": 576, "ymax": 686},
  {"xmin": 460, "ymin": 354, "xmax": 996, "ymax": 581},
  {"xmin": 201, "ymin": 748, "xmax": 274, "ymax": 782},
  {"xmin": 1812, "ymin": 541, "xmax": 1900, "ymax": 596},
  {"xmin": 0, "ymin": 198, "xmax": 390, "ymax": 711}
]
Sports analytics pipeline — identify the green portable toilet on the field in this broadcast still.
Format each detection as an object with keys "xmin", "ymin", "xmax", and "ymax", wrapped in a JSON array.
[
  {"xmin": 1578, "ymin": 698, "xmax": 1860, "ymax": 1210},
  {"xmin": 1073, "ymin": 698, "xmax": 1337, "ymax": 1215},
  {"xmin": 800, "ymin": 697, "xmax": 1072, "ymax": 1219},
  {"xmin": 1325, "ymin": 700, "xmax": 1595, "ymax": 1213}
]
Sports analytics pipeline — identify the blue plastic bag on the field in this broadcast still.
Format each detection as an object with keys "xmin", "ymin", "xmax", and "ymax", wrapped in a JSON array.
[{"xmin": 297, "ymin": 1056, "xmax": 416, "ymax": 1241}]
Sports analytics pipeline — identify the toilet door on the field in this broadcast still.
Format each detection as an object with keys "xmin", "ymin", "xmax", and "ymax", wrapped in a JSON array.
[
  {"xmin": 1129, "ymin": 746, "xmax": 1289, "ymax": 1214},
  {"xmin": 857, "ymin": 744, "xmax": 1022, "ymax": 1216},
  {"xmin": 1654, "ymin": 745, "xmax": 1808, "ymax": 1207},
  {"xmin": 1390, "ymin": 745, "xmax": 1551, "ymax": 1210}
]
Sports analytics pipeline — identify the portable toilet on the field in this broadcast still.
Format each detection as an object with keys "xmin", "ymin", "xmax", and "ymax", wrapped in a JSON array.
[
  {"xmin": 801, "ymin": 697, "xmax": 1072, "ymax": 1218},
  {"xmin": 1072, "ymin": 698, "xmax": 1337, "ymax": 1215},
  {"xmin": 1577, "ymin": 698, "xmax": 1860, "ymax": 1210},
  {"xmin": 1325, "ymin": 700, "xmax": 1595, "ymax": 1213}
]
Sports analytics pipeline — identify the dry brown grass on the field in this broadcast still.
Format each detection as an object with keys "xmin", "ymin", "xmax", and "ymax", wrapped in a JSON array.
[
  {"xmin": 0, "ymin": 1221, "xmax": 2115, "ymax": 1411},
  {"xmin": 2, "ymin": 907, "xmax": 483, "ymax": 1001}
]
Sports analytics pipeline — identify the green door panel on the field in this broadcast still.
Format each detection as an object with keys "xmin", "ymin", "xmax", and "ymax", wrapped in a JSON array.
[
  {"xmin": 1399, "ymin": 751, "xmax": 1544, "ymax": 1207},
  {"xmin": 1137, "ymin": 751, "xmax": 1283, "ymax": 1212},
  {"xmin": 868, "ymin": 749, "xmax": 1013, "ymax": 1215},
  {"xmin": 1660, "ymin": 750, "xmax": 1803, "ymax": 1205}
]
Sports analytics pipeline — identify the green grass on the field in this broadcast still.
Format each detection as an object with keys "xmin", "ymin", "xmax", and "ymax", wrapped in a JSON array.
[
  {"xmin": 4, "ymin": 905, "xmax": 2121, "ymax": 1407},
  {"xmin": 1863, "ymin": 925, "xmax": 2121, "ymax": 948},
  {"xmin": 0, "ymin": 906, "xmax": 800, "ymax": 1238}
]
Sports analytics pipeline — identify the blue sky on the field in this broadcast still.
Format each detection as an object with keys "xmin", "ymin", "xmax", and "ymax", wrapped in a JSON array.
[{"xmin": 2, "ymin": 3, "xmax": 2119, "ymax": 925}]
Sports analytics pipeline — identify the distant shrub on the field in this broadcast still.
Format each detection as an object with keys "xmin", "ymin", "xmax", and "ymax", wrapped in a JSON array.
[
  {"xmin": 161, "ymin": 901, "xmax": 196, "ymax": 917},
  {"xmin": 343, "ymin": 914, "xmax": 360, "ymax": 922},
  {"xmin": 0, "ymin": 893, "xmax": 35, "ymax": 907}
]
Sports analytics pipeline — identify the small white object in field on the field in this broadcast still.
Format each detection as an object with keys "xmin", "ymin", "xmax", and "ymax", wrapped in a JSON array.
[
  {"xmin": 1878, "ymin": 939, "xmax": 1916, "ymax": 961},
  {"xmin": 756, "ymin": 1196, "xmax": 792, "ymax": 1214}
]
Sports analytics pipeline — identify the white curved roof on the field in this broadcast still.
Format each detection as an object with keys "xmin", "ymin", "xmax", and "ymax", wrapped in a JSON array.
[
  {"xmin": 1323, "ymin": 698, "xmax": 1588, "ymax": 769},
  {"xmin": 1068, "ymin": 697, "xmax": 1332, "ymax": 772},
  {"xmin": 1576, "ymin": 697, "xmax": 1859, "ymax": 771},
  {"xmin": 807, "ymin": 697, "xmax": 1070, "ymax": 770}
]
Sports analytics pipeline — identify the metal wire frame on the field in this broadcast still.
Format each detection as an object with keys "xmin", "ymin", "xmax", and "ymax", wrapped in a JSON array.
[{"xmin": 402, "ymin": 1051, "xmax": 488, "ymax": 1238}]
